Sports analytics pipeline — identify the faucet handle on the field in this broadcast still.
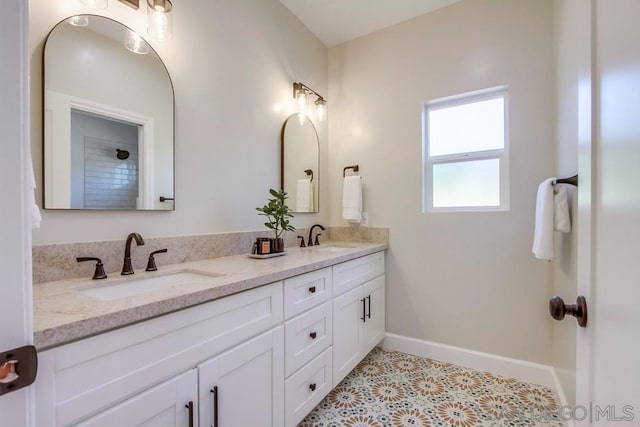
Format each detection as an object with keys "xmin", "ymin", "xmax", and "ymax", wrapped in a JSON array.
[
  {"xmin": 314, "ymin": 233, "xmax": 322, "ymax": 246},
  {"xmin": 77, "ymin": 257, "xmax": 107, "ymax": 280},
  {"xmin": 297, "ymin": 236, "xmax": 306, "ymax": 248},
  {"xmin": 146, "ymin": 249, "xmax": 168, "ymax": 272}
]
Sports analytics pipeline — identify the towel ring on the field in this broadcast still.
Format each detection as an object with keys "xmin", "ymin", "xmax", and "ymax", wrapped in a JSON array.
[
  {"xmin": 304, "ymin": 169, "xmax": 314, "ymax": 182},
  {"xmin": 343, "ymin": 165, "xmax": 359, "ymax": 177}
]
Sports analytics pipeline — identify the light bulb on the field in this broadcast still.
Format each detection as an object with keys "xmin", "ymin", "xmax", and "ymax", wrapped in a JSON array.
[
  {"xmin": 315, "ymin": 98, "xmax": 327, "ymax": 122},
  {"xmin": 147, "ymin": 0, "xmax": 173, "ymax": 41},
  {"xmin": 124, "ymin": 30, "xmax": 149, "ymax": 54},
  {"xmin": 297, "ymin": 113, "xmax": 306, "ymax": 126},
  {"xmin": 296, "ymin": 90, "xmax": 308, "ymax": 115},
  {"xmin": 80, "ymin": 0, "xmax": 108, "ymax": 9},
  {"xmin": 68, "ymin": 15, "xmax": 89, "ymax": 27}
]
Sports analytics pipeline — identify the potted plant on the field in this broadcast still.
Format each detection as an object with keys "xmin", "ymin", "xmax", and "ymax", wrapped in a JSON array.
[{"xmin": 256, "ymin": 188, "xmax": 295, "ymax": 252}]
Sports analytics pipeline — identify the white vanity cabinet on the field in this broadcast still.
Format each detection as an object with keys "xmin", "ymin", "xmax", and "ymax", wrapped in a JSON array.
[
  {"xmin": 332, "ymin": 255, "xmax": 385, "ymax": 385},
  {"xmin": 34, "ymin": 250, "xmax": 386, "ymax": 427}
]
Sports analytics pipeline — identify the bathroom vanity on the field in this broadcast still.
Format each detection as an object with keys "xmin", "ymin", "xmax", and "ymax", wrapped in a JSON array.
[{"xmin": 33, "ymin": 243, "xmax": 386, "ymax": 427}]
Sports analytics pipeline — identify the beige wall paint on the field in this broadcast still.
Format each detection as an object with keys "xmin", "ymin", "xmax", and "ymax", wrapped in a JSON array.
[
  {"xmin": 552, "ymin": 0, "xmax": 580, "ymax": 404},
  {"xmin": 30, "ymin": 0, "xmax": 328, "ymax": 244},
  {"xmin": 328, "ymin": 0, "xmax": 556, "ymax": 364}
]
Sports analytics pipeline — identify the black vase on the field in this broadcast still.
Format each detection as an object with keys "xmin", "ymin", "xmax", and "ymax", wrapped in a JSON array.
[{"xmin": 270, "ymin": 237, "xmax": 285, "ymax": 253}]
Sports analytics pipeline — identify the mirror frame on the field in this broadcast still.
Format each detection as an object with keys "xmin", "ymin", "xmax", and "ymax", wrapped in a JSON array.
[
  {"xmin": 42, "ymin": 15, "xmax": 176, "ymax": 211},
  {"xmin": 280, "ymin": 114, "xmax": 320, "ymax": 213}
]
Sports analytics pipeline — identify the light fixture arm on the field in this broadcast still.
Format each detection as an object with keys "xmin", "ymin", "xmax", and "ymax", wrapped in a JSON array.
[{"xmin": 293, "ymin": 82, "xmax": 326, "ymax": 103}]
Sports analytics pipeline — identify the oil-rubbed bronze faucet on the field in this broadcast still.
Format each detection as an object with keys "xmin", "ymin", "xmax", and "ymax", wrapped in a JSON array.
[
  {"xmin": 308, "ymin": 224, "xmax": 326, "ymax": 246},
  {"xmin": 121, "ymin": 233, "xmax": 145, "ymax": 275}
]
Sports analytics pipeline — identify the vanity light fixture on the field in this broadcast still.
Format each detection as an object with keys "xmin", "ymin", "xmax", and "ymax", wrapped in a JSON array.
[
  {"xmin": 76, "ymin": 0, "xmax": 174, "ymax": 42},
  {"xmin": 124, "ymin": 29, "xmax": 150, "ymax": 54},
  {"xmin": 293, "ymin": 82, "xmax": 327, "ymax": 123},
  {"xmin": 67, "ymin": 15, "xmax": 89, "ymax": 27},
  {"xmin": 147, "ymin": 0, "xmax": 173, "ymax": 41}
]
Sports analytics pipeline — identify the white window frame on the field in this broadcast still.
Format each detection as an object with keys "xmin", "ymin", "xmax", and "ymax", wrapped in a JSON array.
[{"xmin": 422, "ymin": 85, "xmax": 510, "ymax": 213}]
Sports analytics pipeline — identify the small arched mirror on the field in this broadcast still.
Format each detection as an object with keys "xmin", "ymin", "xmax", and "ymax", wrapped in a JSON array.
[
  {"xmin": 43, "ymin": 15, "xmax": 174, "ymax": 210},
  {"xmin": 281, "ymin": 114, "xmax": 319, "ymax": 213}
]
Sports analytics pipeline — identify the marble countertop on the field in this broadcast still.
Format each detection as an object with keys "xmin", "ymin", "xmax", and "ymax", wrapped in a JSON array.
[{"xmin": 34, "ymin": 241, "xmax": 387, "ymax": 350}]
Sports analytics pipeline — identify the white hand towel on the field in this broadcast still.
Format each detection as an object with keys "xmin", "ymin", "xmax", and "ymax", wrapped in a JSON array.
[
  {"xmin": 532, "ymin": 178, "xmax": 555, "ymax": 260},
  {"xmin": 342, "ymin": 175, "xmax": 362, "ymax": 222},
  {"xmin": 295, "ymin": 178, "xmax": 313, "ymax": 212},
  {"xmin": 554, "ymin": 186, "xmax": 571, "ymax": 233}
]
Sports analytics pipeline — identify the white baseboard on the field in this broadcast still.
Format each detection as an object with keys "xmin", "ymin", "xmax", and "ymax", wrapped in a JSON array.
[{"xmin": 381, "ymin": 333, "xmax": 558, "ymax": 390}]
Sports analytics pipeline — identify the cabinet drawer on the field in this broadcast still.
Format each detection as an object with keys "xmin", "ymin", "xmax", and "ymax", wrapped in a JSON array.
[
  {"xmin": 333, "ymin": 252, "xmax": 384, "ymax": 296},
  {"xmin": 285, "ymin": 302, "xmax": 332, "ymax": 377},
  {"xmin": 285, "ymin": 347, "xmax": 332, "ymax": 427},
  {"xmin": 284, "ymin": 268, "xmax": 332, "ymax": 319},
  {"xmin": 36, "ymin": 282, "xmax": 283, "ymax": 427}
]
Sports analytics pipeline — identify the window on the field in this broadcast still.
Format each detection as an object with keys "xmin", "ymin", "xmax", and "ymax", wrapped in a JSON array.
[{"xmin": 423, "ymin": 86, "xmax": 509, "ymax": 212}]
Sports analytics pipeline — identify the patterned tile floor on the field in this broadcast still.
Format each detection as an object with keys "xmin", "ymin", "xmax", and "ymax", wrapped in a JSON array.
[{"xmin": 300, "ymin": 347, "xmax": 565, "ymax": 427}]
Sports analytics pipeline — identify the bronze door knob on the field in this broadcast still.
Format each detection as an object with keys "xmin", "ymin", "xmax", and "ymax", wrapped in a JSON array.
[{"xmin": 549, "ymin": 295, "xmax": 588, "ymax": 327}]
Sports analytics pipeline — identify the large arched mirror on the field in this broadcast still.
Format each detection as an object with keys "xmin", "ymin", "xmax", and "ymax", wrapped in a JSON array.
[
  {"xmin": 281, "ymin": 114, "xmax": 319, "ymax": 213},
  {"xmin": 43, "ymin": 15, "xmax": 174, "ymax": 210}
]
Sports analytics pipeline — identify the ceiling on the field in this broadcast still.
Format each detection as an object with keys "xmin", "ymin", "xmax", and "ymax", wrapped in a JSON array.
[{"xmin": 279, "ymin": 0, "xmax": 463, "ymax": 47}]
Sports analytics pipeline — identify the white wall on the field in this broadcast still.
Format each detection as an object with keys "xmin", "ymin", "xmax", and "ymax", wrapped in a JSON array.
[
  {"xmin": 30, "ymin": 0, "xmax": 328, "ymax": 244},
  {"xmin": 328, "ymin": 0, "xmax": 556, "ymax": 364},
  {"xmin": 552, "ymin": 0, "xmax": 580, "ymax": 404}
]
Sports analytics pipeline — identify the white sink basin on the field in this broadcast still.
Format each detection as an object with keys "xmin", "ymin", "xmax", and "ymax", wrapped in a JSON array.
[
  {"xmin": 311, "ymin": 244, "xmax": 356, "ymax": 253},
  {"xmin": 75, "ymin": 269, "xmax": 225, "ymax": 301}
]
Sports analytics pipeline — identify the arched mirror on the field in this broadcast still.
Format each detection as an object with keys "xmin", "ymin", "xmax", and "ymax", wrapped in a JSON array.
[
  {"xmin": 43, "ymin": 15, "xmax": 175, "ymax": 210},
  {"xmin": 281, "ymin": 114, "xmax": 319, "ymax": 213}
]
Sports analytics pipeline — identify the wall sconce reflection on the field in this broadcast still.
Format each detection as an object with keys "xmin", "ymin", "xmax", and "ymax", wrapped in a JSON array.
[{"xmin": 124, "ymin": 29, "xmax": 150, "ymax": 54}]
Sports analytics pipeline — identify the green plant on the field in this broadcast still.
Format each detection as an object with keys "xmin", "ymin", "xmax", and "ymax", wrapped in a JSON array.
[{"xmin": 256, "ymin": 188, "xmax": 296, "ymax": 239}]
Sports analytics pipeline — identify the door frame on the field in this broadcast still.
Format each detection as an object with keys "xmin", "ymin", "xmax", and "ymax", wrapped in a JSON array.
[
  {"xmin": 0, "ymin": 0, "xmax": 36, "ymax": 425},
  {"xmin": 45, "ymin": 91, "xmax": 155, "ymax": 209},
  {"xmin": 575, "ymin": 0, "xmax": 594, "ymax": 423}
]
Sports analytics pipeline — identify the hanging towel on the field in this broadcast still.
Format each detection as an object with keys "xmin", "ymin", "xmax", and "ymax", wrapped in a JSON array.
[
  {"xmin": 28, "ymin": 149, "xmax": 42, "ymax": 229},
  {"xmin": 342, "ymin": 175, "xmax": 362, "ymax": 222},
  {"xmin": 554, "ymin": 186, "xmax": 571, "ymax": 233},
  {"xmin": 295, "ymin": 178, "xmax": 313, "ymax": 212},
  {"xmin": 532, "ymin": 178, "xmax": 555, "ymax": 260}
]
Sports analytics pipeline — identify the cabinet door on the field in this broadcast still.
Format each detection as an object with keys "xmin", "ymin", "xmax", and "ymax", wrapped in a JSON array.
[
  {"xmin": 198, "ymin": 327, "xmax": 284, "ymax": 427},
  {"xmin": 332, "ymin": 286, "xmax": 364, "ymax": 385},
  {"xmin": 77, "ymin": 369, "xmax": 198, "ymax": 427},
  {"xmin": 363, "ymin": 275, "xmax": 385, "ymax": 354}
]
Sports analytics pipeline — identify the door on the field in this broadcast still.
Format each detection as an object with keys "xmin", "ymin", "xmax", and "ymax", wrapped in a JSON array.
[
  {"xmin": 198, "ymin": 327, "xmax": 284, "ymax": 427},
  {"xmin": 0, "ymin": 0, "xmax": 35, "ymax": 426},
  {"xmin": 575, "ymin": 1, "xmax": 640, "ymax": 424},
  {"xmin": 332, "ymin": 286, "xmax": 364, "ymax": 385},
  {"xmin": 77, "ymin": 370, "xmax": 198, "ymax": 427},
  {"xmin": 362, "ymin": 276, "xmax": 385, "ymax": 354}
]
